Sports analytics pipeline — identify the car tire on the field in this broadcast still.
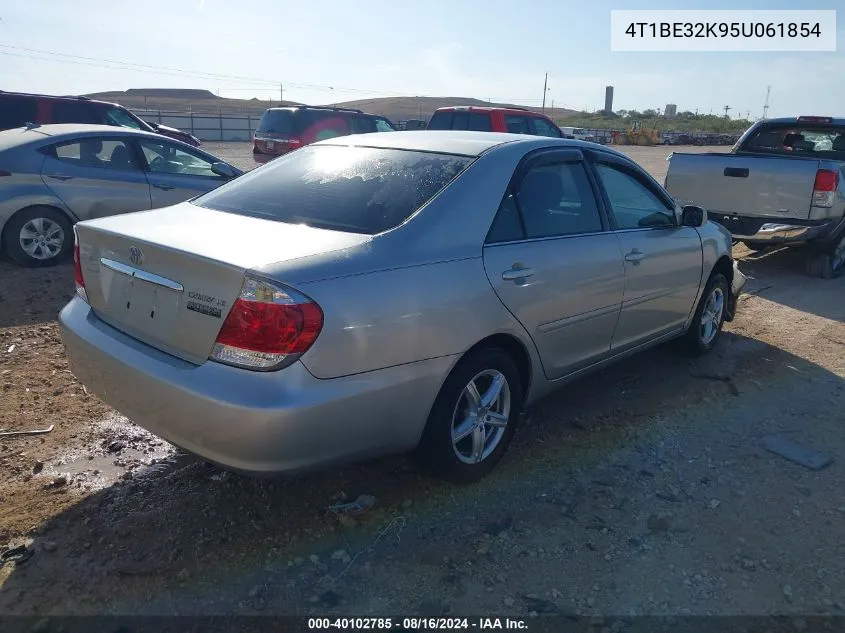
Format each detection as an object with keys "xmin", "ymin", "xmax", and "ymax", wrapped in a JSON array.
[
  {"xmin": 683, "ymin": 272, "xmax": 729, "ymax": 356},
  {"xmin": 2, "ymin": 206, "xmax": 73, "ymax": 268},
  {"xmin": 742, "ymin": 241, "xmax": 769, "ymax": 252},
  {"xmin": 413, "ymin": 348, "xmax": 523, "ymax": 484},
  {"xmin": 805, "ymin": 235, "xmax": 845, "ymax": 279}
]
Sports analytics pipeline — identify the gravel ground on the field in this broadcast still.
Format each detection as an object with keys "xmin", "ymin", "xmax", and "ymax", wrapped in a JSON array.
[{"xmin": 0, "ymin": 145, "xmax": 844, "ymax": 619}]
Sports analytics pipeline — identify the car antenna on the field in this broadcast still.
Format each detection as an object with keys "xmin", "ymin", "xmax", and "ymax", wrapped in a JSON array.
[{"xmin": 24, "ymin": 121, "xmax": 41, "ymax": 130}]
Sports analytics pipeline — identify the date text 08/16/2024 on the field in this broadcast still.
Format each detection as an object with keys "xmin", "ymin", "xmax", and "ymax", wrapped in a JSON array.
[{"xmin": 307, "ymin": 617, "xmax": 529, "ymax": 630}]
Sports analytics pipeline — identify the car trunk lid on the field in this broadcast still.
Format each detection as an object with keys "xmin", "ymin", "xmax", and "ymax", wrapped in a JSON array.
[{"xmin": 74, "ymin": 202, "xmax": 370, "ymax": 365}]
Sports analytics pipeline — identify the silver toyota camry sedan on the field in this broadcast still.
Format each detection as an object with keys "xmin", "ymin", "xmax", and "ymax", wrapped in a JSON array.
[
  {"xmin": 59, "ymin": 131, "xmax": 746, "ymax": 483},
  {"xmin": 0, "ymin": 124, "xmax": 241, "ymax": 267}
]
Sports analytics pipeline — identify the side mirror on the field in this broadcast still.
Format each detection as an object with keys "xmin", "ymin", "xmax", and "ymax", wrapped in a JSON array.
[
  {"xmin": 681, "ymin": 205, "xmax": 706, "ymax": 227},
  {"xmin": 211, "ymin": 162, "xmax": 236, "ymax": 179},
  {"xmin": 146, "ymin": 121, "xmax": 160, "ymax": 130}
]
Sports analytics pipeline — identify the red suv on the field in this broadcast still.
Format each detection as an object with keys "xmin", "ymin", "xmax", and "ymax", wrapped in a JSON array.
[
  {"xmin": 253, "ymin": 106, "xmax": 396, "ymax": 160},
  {"xmin": 0, "ymin": 91, "xmax": 201, "ymax": 147},
  {"xmin": 427, "ymin": 106, "xmax": 565, "ymax": 137}
]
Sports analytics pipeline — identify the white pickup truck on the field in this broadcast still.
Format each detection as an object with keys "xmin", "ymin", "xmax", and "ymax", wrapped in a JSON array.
[{"xmin": 665, "ymin": 116, "xmax": 845, "ymax": 278}]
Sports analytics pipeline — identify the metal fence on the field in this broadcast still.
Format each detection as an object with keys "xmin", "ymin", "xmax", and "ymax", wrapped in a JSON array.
[{"xmin": 132, "ymin": 109, "xmax": 259, "ymax": 142}]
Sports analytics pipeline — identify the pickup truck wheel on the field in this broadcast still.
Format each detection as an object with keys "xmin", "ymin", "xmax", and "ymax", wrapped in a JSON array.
[
  {"xmin": 412, "ymin": 348, "xmax": 522, "ymax": 484},
  {"xmin": 683, "ymin": 273, "xmax": 728, "ymax": 356},
  {"xmin": 805, "ymin": 236, "xmax": 845, "ymax": 279}
]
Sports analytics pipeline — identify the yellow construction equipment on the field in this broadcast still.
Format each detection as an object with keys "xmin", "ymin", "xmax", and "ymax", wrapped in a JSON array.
[{"xmin": 612, "ymin": 121, "xmax": 662, "ymax": 146}]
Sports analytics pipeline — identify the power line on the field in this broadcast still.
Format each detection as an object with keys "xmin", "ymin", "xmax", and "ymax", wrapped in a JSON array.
[{"xmin": 0, "ymin": 44, "xmax": 567, "ymax": 106}]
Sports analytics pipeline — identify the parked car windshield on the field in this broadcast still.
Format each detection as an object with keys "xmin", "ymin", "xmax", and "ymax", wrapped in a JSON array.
[
  {"xmin": 256, "ymin": 109, "xmax": 294, "ymax": 134},
  {"xmin": 742, "ymin": 123, "xmax": 845, "ymax": 159},
  {"xmin": 193, "ymin": 145, "xmax": 474, "ymax": 234}
]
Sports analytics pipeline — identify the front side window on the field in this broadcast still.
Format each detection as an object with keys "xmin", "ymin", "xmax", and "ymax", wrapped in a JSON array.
[
  {"xmin": 52, "ymin": 138, "xmax": 139, "ymax": 171},
  {"xmin": 374, "ymin": 117, "xmax": 395, "ymax": 132},
  {"xmin": 194, "ymin": 145, "xmax": 473, "ymax": 235},
  {"xmin": 514, "ymin": 161, "xmax": 602, "ymax": 238},
  {"xmin": 529, "ymin": 117, "xmax": 562, "ymax": 137},
  {"xmin": 595, "ymin": 163, "xmax": 675, "ymax": 230},
  {"xmin": 139, "ymin": 139, "xmax": 217, "ymax": 177},
  {"xmin": 104, "ymin": 107, "xmax": 143, "ymax": 130},
  {"xmin": 505, "ymin": 115, "xmax": 530, "ymax": 135}
]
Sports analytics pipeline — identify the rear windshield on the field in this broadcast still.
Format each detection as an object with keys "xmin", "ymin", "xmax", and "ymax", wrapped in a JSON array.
[
  {"xmin": 193, "ymin": 145, "xmax": 474, "ymax": 234},
  {"xmin": 0, "ymin": 96, "xmax": 37, "ymax": 130},
  {"xmin": 256, "ymin": 109, "xmax": 294, "ymax": 134},
  {"xmin": 741, "ymin": 123, "xmax": 845, "ymax": 159},
  {"xmin": 427, "ymin": 111, "xmax": 492, "ymax": 132}
]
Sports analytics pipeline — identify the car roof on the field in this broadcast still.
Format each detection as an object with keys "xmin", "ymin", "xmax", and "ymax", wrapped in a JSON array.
[
  {"xmin": 0, "ymin": 90, "xmax": 119, "ymax": 108},
  {"xmin": 314, "ymin": 130, "xmax": 630, "ymax": 159},
  {"xmin": 762, "ymin": 117, "xmax": 845, "ymax": 126},
  {"xmin": 433, "ymin": 106, "xmax": 550, "ymax": 117},
  {"xmin": 0, "ymin": 124, "xmax": 186, "ymax": 152}
]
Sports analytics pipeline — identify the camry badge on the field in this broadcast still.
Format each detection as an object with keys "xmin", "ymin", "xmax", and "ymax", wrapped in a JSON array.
[{"xmin": 129, "ymin": 246, "xmax": 144, "ymax": 266}]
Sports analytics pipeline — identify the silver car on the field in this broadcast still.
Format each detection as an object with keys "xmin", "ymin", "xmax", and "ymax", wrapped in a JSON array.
[
  {"xmin": 0, "ymin": 124, "xmax": 242, "ymax": 267},
  {"xmin": 59, "ymin": 131, "xmax": 746, "ymax": 483}
]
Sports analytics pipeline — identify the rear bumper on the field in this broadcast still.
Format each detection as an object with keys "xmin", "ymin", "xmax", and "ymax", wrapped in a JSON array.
[
  {"xmin": 711, "ymin": 214, "xmax": 841, "ymax": 245},
  {"xmin": 59, "ymin": 297, "xmax": 454, "ymax": 475}
]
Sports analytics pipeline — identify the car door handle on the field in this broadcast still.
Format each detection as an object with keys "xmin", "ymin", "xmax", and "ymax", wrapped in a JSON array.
[
  {"xmin": 152, "ymin": 183, "xmax": 175, "ymax": 191},
  {"xmin": 624, "ymin": 249, "xmax": 646, "ymax": 263},
  {"xmin": 502, "ymin": 267, "xmax": 535, "ymax": 281},
  {"xmin": 724, "ymin": 167, "xmax": 749, "ymax": 178},
  {"xmin": 46, "ymin": 174, "xmax": 74, "ymax": 181}
]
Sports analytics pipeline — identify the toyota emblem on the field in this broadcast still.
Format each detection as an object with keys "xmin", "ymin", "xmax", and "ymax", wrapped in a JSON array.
[{"xmin": 129, "ymin": 246, "xmax": 144, "ymax": 266}]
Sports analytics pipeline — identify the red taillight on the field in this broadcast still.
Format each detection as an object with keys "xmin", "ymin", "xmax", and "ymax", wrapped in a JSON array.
[
  {"xmin": 288, "ymin": 137, "xmax": 302, "ymax": 149},
  {"xmin": 812, "ymin": 169, "xmax": 839, "ymax": 208},
  {"xmin": 210, "ymin": 278, "xmax": 322, "ymax": 370},
  {"xmin": 814, "ymin": 169, "xmax": 838, "ymax": 191},
  {"xmin": 72, "ymin": 235, "xmax": 88, "ymax": 302}
]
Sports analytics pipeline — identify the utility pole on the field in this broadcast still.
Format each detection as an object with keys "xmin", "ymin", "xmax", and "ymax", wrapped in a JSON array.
[
  {"xmin": 542, "ymin": 72, "xmax": 548, "ymax": 112},
  {"xmin": 723, "ymin": 105, "xmax": 731, "ymax": 118},
  {"xmin": 762, "ymin": 85, "xmax": 771, "ymax": 119},
  {"xmin": 280, "ymin": 83, "xmax": 284, "ymax": 105}
]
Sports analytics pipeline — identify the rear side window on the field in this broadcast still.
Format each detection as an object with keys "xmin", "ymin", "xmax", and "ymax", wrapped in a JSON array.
[
  {"xmin": 515, "ymin": 162, "xmax": 602, "ymax": 238},
  {"xmin": 0, "ymin": 96, "xmax": 37, "ymax": 130},
  {"xmin": 51, "ymin": 138, "xmax": 139, "ymax": 171},
  {"xmin": 256, "ymin": 109, "xmax": 294, "ymax": 134},
  {"xmin": 505, "ymin": 115, "xmax": 530, "ymax": 135},
  {"xmin": 52, "ymin": 101, "xmax": 102, "ymax": 124},
  {"xmin": 529, "ymin": 117, "xmax": 562, "ymax": 138},
  {"xmin": 349, "ymin": 115, "xmax": 377, "ymax": 134},
  {"xmin": 193, "ymin": 145, "xmax": 474, "ymax": 235},
  {"xmin": 427, "ymin": 111, "xmax": 454, "ymax": 130}
]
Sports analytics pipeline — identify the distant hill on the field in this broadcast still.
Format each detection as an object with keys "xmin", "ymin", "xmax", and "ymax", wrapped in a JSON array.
[
  {"xmin": 84, "ymin": 90, "xmax": 298, "ymax": 115},
  {"xmin": 83, "ymin": 89, "xmax": 575, "ymax": 122}
]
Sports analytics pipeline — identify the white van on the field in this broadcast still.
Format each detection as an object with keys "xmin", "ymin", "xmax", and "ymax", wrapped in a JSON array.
[{"xmin": 559, "ymin": 127, "xmax": 596, "ymax": 142}]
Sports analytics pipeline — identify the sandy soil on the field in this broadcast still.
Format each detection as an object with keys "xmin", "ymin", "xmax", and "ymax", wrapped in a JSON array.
[{"xmin": 0, "ymin": 145, "xmax": 843, "ymax": 620}]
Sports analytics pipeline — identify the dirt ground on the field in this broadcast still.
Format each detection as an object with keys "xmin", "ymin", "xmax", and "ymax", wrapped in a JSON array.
[{"xmin": 1, "ymin": 145, "xmax": 844, "ymax": 620}]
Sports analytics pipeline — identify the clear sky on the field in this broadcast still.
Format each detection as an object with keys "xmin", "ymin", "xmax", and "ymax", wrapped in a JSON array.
[{"xmin": 0, "ymin": 0, "xmax": 841, "ymax": 118}]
